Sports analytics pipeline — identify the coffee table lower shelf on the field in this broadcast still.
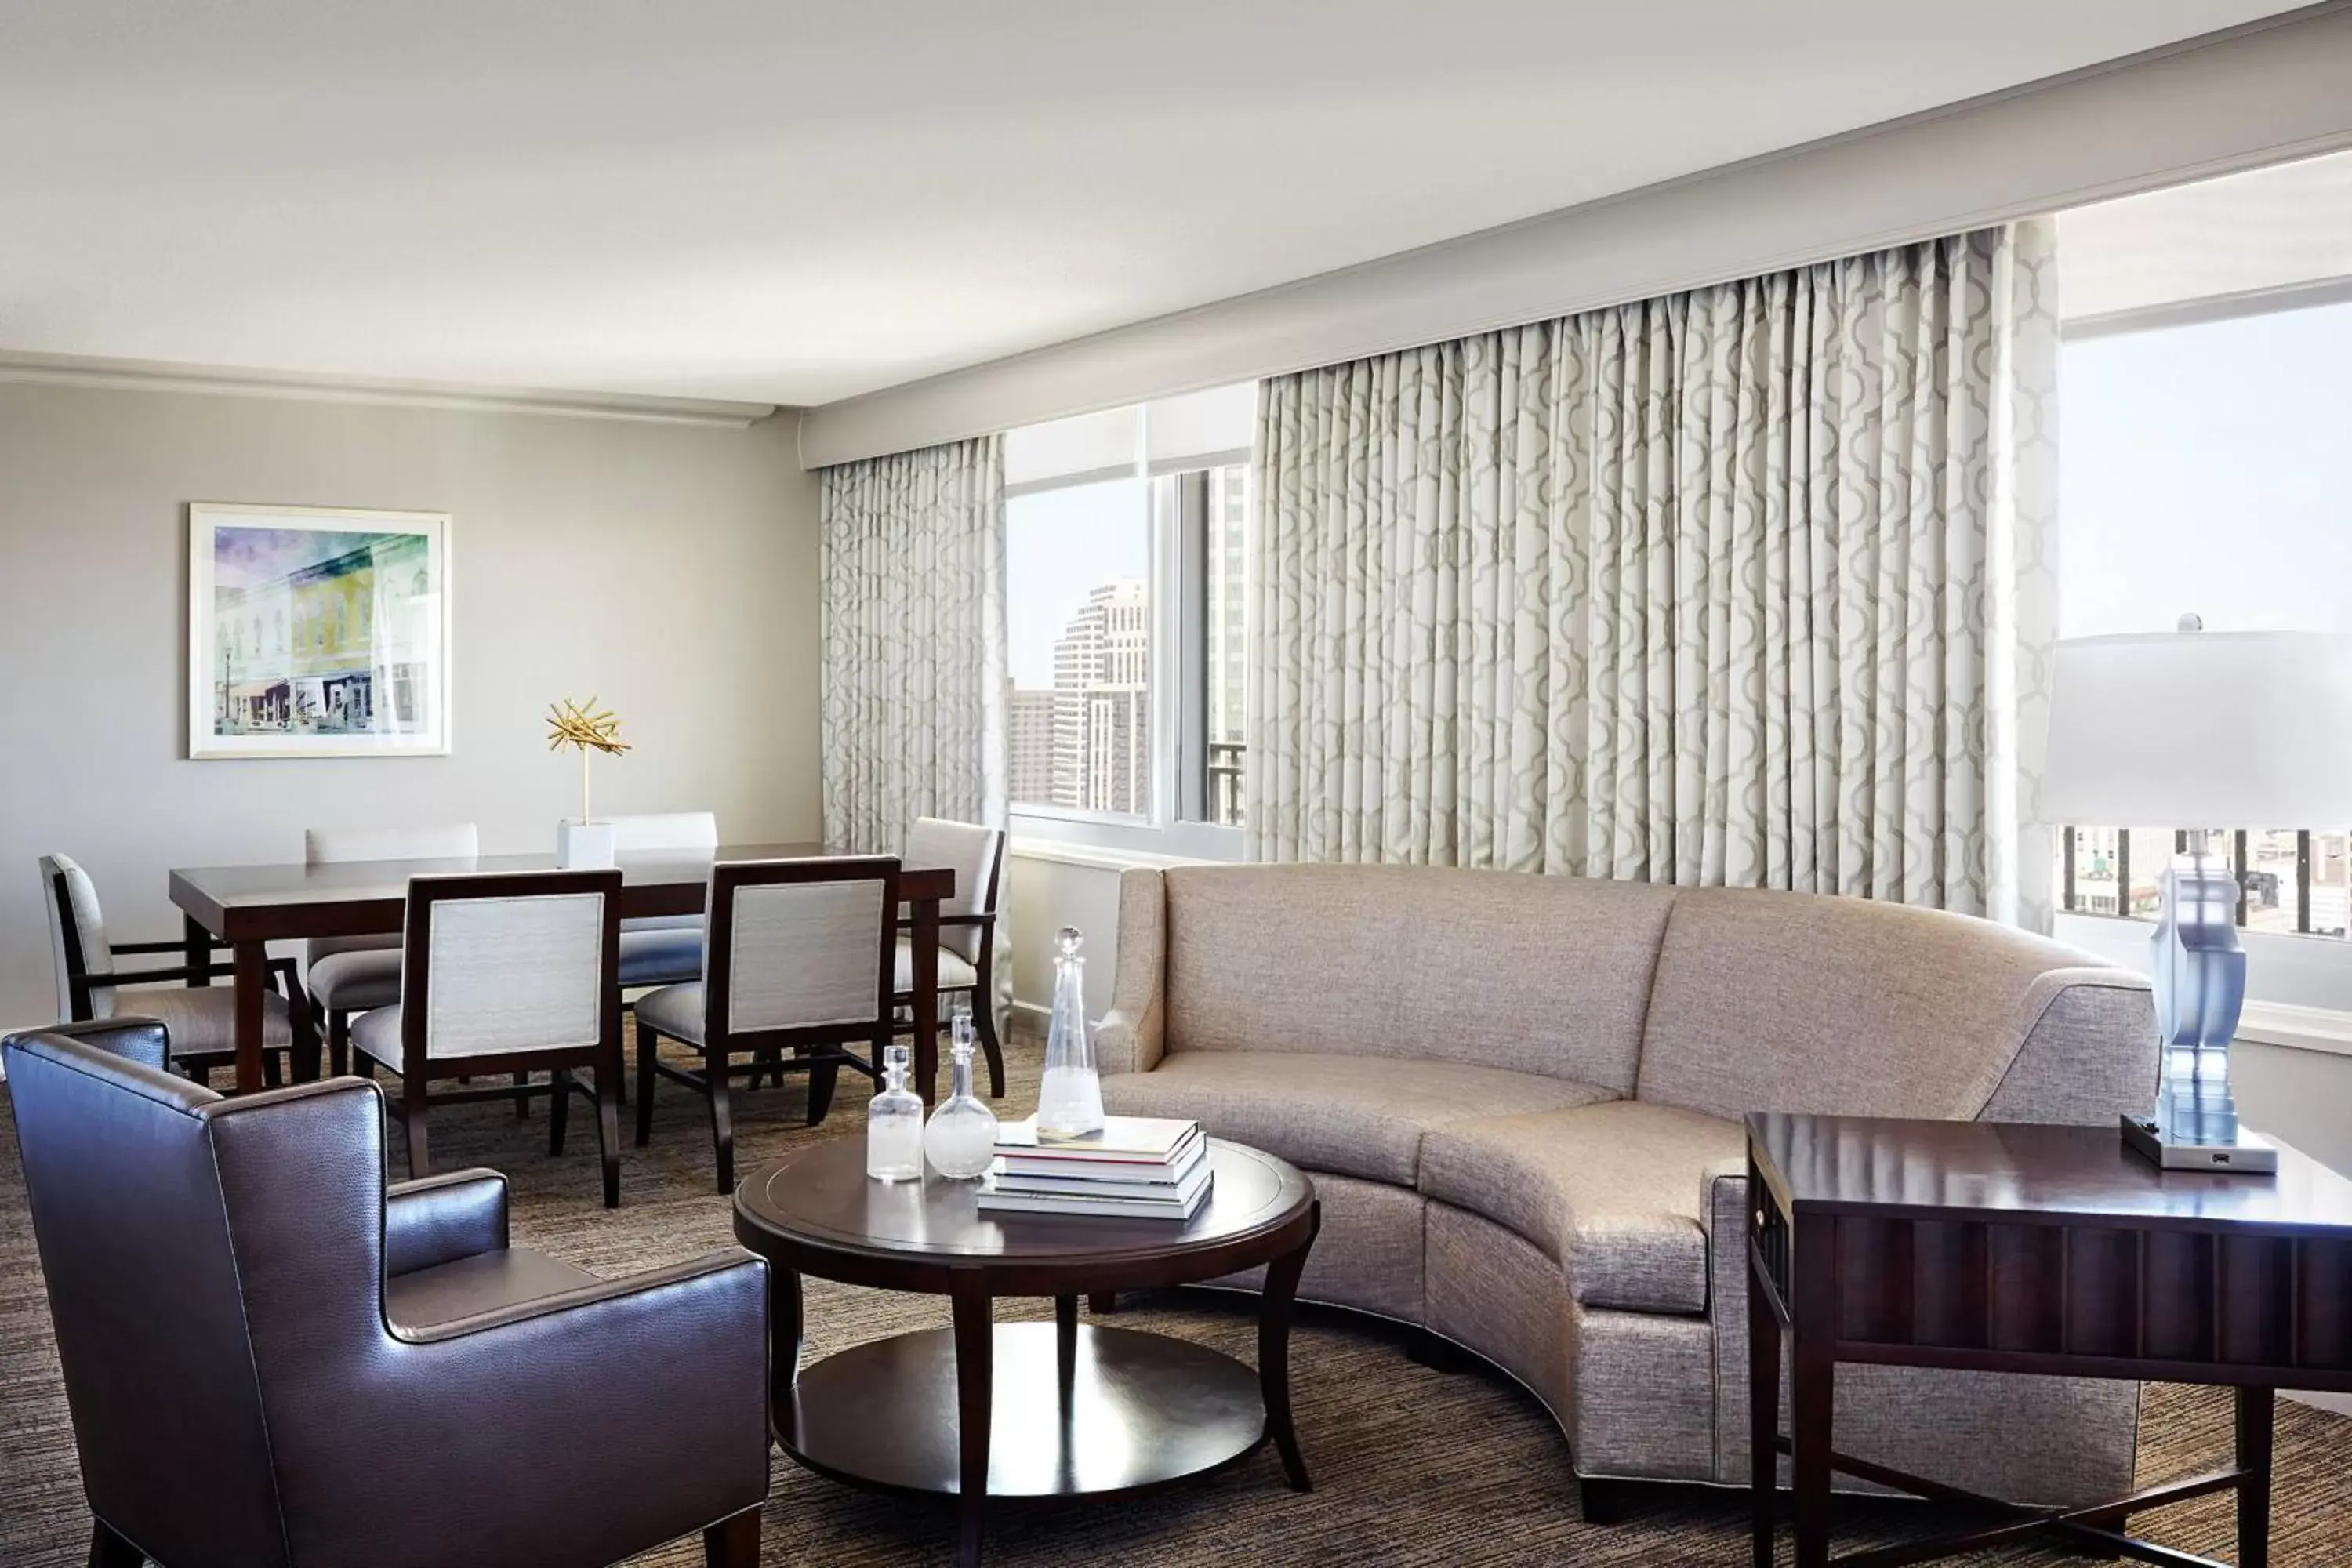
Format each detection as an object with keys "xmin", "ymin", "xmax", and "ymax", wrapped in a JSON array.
[{"xmin": 776, "ymin": 1320, "xmax": 1271, "ymax": 1498}]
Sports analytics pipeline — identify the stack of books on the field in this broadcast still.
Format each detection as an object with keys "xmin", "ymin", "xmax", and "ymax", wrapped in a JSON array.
[{"xmin": 976, "ymin": 1116, "xmax": 1212, "ymax": 1220}]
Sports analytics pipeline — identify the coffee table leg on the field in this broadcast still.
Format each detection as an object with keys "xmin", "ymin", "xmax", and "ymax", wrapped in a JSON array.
[
  {"xmin": 1749, "ymin": 1237, "xmax": 1780, "ymax": 1568},
  {"xmin": 1055, "ymin": 1294, "xmax": 1079, "ymax": 1396},
  {"xmin": 1259, "ymin": 1204, "xmax": 1317, "ymax": 1492},
  {"xmin": 770, "ymin": 1265, "xmax": 804, "ymax": 1415},
  {"xmin": 951, "ymin": 1271, "xmax": 993, "ymax": 1568},
  {"xmin": 2238, "ymin": 1385, "xmax": 2274, "ymax": 1568}
]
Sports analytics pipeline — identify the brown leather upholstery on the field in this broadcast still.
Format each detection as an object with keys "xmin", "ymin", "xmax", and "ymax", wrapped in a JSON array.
[{"xmin": 2, "ymin": 1025, "xmax": 771, "ymax": 1568}]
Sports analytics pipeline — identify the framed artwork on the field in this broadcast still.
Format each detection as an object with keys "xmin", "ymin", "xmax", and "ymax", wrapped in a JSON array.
[{"xmin": 187, "ymin": 503, "xmax": 452, "ymax": 760}]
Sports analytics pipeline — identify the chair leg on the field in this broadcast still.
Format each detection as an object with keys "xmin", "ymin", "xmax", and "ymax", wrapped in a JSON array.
[
  {"xmin": 88, "ymin": 1519, "xmax": 143, "ymax": 1567},
  {"xmin": 261, "ymin": 1049, "xmax": 282, "ymax": 1088},
  {"xmin": 635, "ymin": 1020, "xmax": 658, "ymax": 1147},
  {"xmin": 326, "ymin": 1008, "xmax": 350, "ymax": 1076},
  {"xmin": 403, "ymin": 1079, "xmax": 433, "ymax": 1179},
  {"xmin": 703, "ymin": 1508, "xmax": 758, "ymax": 1568},
  {"xmin": 706, "ymin": 1043, "xmax": 735, "ymax": 1194},
  {"xmin": 595, "ymin": 1064, "xmax": 622, "ymax": 1210},
  {"xmin": 548, "ymin": 1067, "xmax": 571, "ymax": 1156},
  {"xmin": 514, "ymin": 1069, "xmax": 532, "ymax": 1120},
  {"xmin": 975, "ymin": 997, "xmax": 1005, "ymax": 1099},
  {"xmin": 808, "ymin": 1053, "xmax": 840, "ymax": 1127}
]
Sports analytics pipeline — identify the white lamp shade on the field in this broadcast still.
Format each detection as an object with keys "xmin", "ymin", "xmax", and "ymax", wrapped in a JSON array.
[{"xmin": 2042, "ymin": 630, "xmax": 2352, "ymax": 826}]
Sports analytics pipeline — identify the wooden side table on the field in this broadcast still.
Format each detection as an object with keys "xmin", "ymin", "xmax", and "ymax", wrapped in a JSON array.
[{"xmin": 1746, "ymin": 1112, "xmax": 2352, "ymax": 1568}]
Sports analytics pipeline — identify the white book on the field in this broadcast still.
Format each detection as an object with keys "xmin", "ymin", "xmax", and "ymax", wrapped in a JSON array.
[
  {"xmin": 975, "ymin": 1168, "xmax": 1214, "ymax": 1221},
  {"xmin": 995, "ymin": 1120, "xmax": 1207, "ymax": 1183},
  {"xmin": 988, "ymin": 1156, "xmax": 1214, "ymax": 1207}
]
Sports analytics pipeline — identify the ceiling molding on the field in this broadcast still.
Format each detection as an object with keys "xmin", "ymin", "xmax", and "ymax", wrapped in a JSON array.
[
  {"xmin": 799, "ymin": 0, "xmax": 2352, "ymax": 470},
  {"xmin": 0, "ymin": 350, "xmax": 779, "ymax": 430}
]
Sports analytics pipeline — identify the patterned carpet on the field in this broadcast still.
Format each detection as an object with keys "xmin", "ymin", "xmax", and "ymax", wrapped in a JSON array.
[{"xmin": 4, "ymin": 1022, "xmax": 2350, "ymax": 1566}]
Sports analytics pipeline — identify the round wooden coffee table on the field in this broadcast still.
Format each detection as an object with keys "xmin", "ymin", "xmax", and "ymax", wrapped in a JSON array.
[{"xmin": 732, "ymin": 1137, "xmax": 1319, "ymax": 1567}]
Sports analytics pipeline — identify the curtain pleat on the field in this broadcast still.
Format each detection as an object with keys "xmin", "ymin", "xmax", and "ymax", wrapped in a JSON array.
[
  {"xmin": 818, "ymin": 435, "xmax": 1010, "ymax": 1019},
  {"xmin": 1247, "ymin": 221, "xmax": 2060, "ymax": 930}
]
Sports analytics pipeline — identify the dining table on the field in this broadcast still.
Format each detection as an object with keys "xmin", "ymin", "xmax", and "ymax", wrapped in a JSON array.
[{"xmin": 167, "ymin": 841, "xmax": 958, "ymax": 1105}]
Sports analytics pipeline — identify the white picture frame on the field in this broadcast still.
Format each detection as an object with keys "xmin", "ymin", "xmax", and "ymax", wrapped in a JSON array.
[{"xmin": 187, "ymin": 503, "xmax": 453, "ymax": 760}]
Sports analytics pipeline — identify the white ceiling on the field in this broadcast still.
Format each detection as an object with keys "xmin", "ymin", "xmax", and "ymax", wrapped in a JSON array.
[{"xmin": 0, "ymin": 1, "xmax": 2305, "ymax": 408}]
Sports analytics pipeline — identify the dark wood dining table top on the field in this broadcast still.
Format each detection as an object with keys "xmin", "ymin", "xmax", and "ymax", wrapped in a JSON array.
[
  {"xmin": 1748, "ymin": 1112, "xmax": 2352, "ymax": 1235},
  {"xmin": 169, "ymin": 840, "xmax": 955, "ymax": 940}
]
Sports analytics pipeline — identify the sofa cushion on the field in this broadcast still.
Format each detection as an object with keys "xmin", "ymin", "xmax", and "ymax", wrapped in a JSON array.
[
  {"xmin": 1098, "ymin": 1051, "xmax": 1616, "ymax": 1186},
  {"xmin": 1635, "ymin": 886, "xmax": 2114, "ymax": 1123},
  {"xmin": 1419, "ymin": 1099, "xmax": 1745, "ymax": 1315},
  {"xmin": 1160, "ymin": 864, "xmax": 1675, "ymax": 1094}
]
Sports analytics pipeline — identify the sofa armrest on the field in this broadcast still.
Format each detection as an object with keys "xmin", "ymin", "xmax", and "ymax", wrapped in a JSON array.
[
  {"xmin": 1094, "ymin": 866, "xmax": 1167, "ymax": 1076},
  {"xmin": 384, "ymin": 1169, "xmax": 510, "ymax": 1276},
  {"xmin": 1978, "ymin": 967, "xmax": 2158, "ymax": 1126}
]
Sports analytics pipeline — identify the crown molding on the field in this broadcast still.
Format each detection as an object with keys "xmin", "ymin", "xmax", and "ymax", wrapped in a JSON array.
[
  {"xmin": 0, "ymin": 350, "xmax": 779, "ymax": 430},
  {"xmin": 800, "ymin": 0, "xmax": 2352, "ymax": 469}
]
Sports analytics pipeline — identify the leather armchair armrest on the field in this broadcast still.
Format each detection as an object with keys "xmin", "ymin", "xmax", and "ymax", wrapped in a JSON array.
[
  {"xmin": 384, "ymin": 1169, "xmax": 510, "ymax": 1277},
  {"xmin": 385, "ymin": 1250, "xmax": 772, "ymax": 1538}
]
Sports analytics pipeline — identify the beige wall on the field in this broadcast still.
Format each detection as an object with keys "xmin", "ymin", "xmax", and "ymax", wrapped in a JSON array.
[{"xmin": 0, "ymin": 379, "xmax": 818, "ymax": 1029}]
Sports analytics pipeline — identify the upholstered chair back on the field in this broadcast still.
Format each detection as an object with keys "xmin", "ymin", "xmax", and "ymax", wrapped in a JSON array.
[
  {"xmin": 1, "ymin": 1027, "xmax": 361, "ymax": 1568},
  {"xmin": 399, "ymin": 870, "xmax": 620, "ymax": 1061},
  {"xmin": 706, "ymin": 857, "xmax": 898, "ymax": 1036},
  {"xmin": 906, "ymin": 818, "xmax": 1004, "ymax": 964},
  {"xmin": 608, "ymin": 813, "xmax": 720, "ymax": 935},
  {"xmin": 38, "ymin": 853, "xmax": 114, "ymax": 1021},
  {"xmin": 303, "ymin": 822, "xmax": 479, "ymax": 964}
]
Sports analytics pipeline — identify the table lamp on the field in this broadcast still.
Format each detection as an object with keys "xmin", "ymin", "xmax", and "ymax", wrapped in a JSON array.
[{"xmin": 2043, "ymin": 620, "xmax": 2352, "ymax": 1174}]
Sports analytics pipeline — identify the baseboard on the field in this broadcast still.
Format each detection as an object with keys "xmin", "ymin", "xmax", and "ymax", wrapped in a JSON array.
[
  {"xmin": 2285, "ymin": 1389, "xmax": 2352, "ymax": 1417},
  {"xmin": 1010, "ymin": 999, "xmax": 1050, "ymax": 1028}
]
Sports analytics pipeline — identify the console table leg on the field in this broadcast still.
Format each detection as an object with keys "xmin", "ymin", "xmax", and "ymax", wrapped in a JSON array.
[
  {"xmin": 2237, "ymin": 1385, "xmax": 2274, "ymax": 1568},
  {"xmin": 1259, "ymin": 1205, "xmax": 1318, "ymax": 1492},
  {"xmin": 1749, "ymin": 1249, "xmax": 1781, "ymax": 1568},
  {"xmin": 951, "ymin": 1272, "xmax": 993, "ymax": 1568},
  {"xmin": 1789, "ymin": 1218, "xmax": 1835, "ymax": 1568}
]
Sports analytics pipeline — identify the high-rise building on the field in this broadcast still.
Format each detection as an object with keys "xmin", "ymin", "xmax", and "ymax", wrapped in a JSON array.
[
  {"xmin": 1051, "ymin": 579, "xmax": 1150, "ymax": 815},
  {"xmin": 1007, "ymin": 687, "xmax": 1058, "ymax": 804}
]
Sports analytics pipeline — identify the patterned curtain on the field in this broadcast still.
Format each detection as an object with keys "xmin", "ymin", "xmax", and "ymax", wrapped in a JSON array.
[
  {"xmin": 1248, "ymin": 221, "xmax": 2060, "ymax": 930},
  {"xmin": 820, "ymin": 437, "xmax": 1011, "ymax": 1028}
]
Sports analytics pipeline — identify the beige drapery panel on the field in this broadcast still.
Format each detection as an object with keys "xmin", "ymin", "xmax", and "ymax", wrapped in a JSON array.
[
  {"xmin": 818, "ymin": 435, "xmax": 1012, "ymax": 1020},
  {"xmin": 1248, "ymin": 222, "xmax": 2060, "ymax": 929}
]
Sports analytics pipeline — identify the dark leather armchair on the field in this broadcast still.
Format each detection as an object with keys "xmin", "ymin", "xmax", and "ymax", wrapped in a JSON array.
[{"xmin": 2, "ymin": 1019, "xmax": 771, "ymax": 1568}]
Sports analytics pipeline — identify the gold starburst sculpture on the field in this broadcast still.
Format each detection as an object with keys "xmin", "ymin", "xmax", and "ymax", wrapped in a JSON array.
[{"xmin": 547, "ymin": 697, "xmax": 630, "ymax": 822}]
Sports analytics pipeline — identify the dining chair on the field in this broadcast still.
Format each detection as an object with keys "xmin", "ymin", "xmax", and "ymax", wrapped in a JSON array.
[
  {"xmin": 302, "ymin": 822, "xmax": 479, "ymax": 1075},
  {"xmin": 895, "ymin": 817, "xmax": 1007, "ymax": 1097},
  {"xmin": 38, "ymin": 852, "xmax": 316, "ymax": 1086},
  {"xmin": 633, "ymin": 855, "xmax": 898, "ymax": 1192},
  {"xmin": 2, "ymin": 1022, "xmax": 769, "ymax": 1568},
  {"xmin": 608, "ymin": 811, "xmax": 719, "ymax": 988},
  {"xmin": 347, "ymin": 869, "xmax": 627, "ymax": 1207}
]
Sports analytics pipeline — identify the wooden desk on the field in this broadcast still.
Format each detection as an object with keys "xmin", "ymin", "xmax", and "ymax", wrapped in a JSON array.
[
  {"xmin": 1748, "ymin": 1112, "xmax": 2352, "ymax": 1568},
  {"xmin": 169, "ymin": 844, "xmax": 956, "ymax": 1102}
]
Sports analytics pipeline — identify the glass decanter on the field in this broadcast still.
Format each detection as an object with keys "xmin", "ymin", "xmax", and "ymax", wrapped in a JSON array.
[
  {"xmin": 866, "ymin": 1043, "xmax": 924, "ymax": 1182},
  {"xmin": 1036, "ymin": 925, "xmax": 1105, "ymax": 1138},
  {"xmin": 924, "ymin": 1006, "xmax": 1001, "ymax": 1179}
]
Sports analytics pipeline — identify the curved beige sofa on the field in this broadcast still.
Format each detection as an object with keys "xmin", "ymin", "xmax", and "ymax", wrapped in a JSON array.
[{"xmin": 1094, "ymin": 864, "xmax": 2158, "ymax": 1511}]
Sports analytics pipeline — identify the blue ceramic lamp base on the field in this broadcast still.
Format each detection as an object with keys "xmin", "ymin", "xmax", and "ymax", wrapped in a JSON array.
[{"xmin": 2128, "ymin": 845, "xmax": 2276, "ymax": 1175}]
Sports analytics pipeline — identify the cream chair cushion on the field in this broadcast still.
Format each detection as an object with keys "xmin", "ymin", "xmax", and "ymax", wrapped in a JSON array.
[
  {"xmin": 308, "ymin": 948, "xmax": 404, "ymax": 1012},
  {"xmin": 131, "ymin": 987, "xmax": 295, "ymax": 1058},
  {"xmin": 1099, "ymin": 1051, "xmax": 1616, "ymax": 1187},
  {"xmin": 631, "ymin": 983, "xmax": 706, "ymax": 1046},
  {"xmin": 891, "ymin": 939, "xmax": 978, "ymax": 993}
]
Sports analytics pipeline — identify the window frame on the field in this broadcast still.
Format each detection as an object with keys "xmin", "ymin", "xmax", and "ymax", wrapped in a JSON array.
[{"xmin": 1006, "ymin": 431, "xmax": 1250, "ymax": 864}]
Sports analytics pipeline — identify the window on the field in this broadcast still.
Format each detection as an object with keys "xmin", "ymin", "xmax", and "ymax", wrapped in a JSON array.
[
  {"xmin": 1004, "ymin": 385, "xmax": 1255, "ymax": 851},
  {"xmin": 2051, "ymin": 166, "xmax": 2352, "ymax": 936}
]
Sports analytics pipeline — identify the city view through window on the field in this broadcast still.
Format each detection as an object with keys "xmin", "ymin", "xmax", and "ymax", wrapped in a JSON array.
[
  {"xmin": 1006, "ymin": 464, "xmax": 1249, "ymax": 826},
  {"xmin": 2055, "ymin": 300, "xmax": 2352, "ymax": 936}
]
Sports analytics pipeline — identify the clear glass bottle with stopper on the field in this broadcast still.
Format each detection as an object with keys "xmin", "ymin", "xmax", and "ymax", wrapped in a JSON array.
[
  {"xmin": 866, "ymin": 1042, "xmax": 924, "ymax": 1182},
  {"xmin": 1037, "ymin": 925, "xmax": 1105, "ymax": 1138},
  {"xmin": 924, "ymin": 1004, "xmax": 1001, "ymax": 1178}
]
